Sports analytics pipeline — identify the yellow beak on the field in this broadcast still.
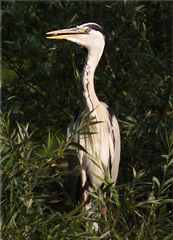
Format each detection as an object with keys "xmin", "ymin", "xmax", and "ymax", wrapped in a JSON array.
[{"xmin": 46, "ymin": 26, "xmax": 90, "ymax": 40}]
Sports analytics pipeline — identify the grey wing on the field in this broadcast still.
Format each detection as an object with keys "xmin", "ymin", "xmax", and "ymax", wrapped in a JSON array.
[{"xmin": 108, "ymin": 109, "xmax": 121, "ymax": 183}]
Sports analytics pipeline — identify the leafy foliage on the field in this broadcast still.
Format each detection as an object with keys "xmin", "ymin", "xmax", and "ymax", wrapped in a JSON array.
[{"xmin": 1, "ymin": 1, "xmax": 172, "ymax": 239}]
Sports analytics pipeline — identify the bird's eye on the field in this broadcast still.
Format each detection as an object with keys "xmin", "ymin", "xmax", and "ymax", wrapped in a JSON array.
[{"xmin": 86, "ymin": 27, "xmax": 91, "ymax": 33}]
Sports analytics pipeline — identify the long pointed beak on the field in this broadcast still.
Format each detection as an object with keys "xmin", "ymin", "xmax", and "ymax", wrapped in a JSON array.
[{"xmin": 46, "ymin": 26, "xmax": 90, "ymax": 40}]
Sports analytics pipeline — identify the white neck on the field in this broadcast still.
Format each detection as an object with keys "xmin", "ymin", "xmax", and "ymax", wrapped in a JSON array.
[{"xmin": 82, "ymin": 47, "xmax": 104, "ymax": 110}]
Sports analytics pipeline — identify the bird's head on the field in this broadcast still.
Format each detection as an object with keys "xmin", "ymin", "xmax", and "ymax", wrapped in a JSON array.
[{"xmin": 46, "ymin": 23, "xmax": 105, "ymax": 52}]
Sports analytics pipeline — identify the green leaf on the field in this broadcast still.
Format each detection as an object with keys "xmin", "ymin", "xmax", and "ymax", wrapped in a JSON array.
[{"xmin": 152, "ymin": 177, "xmax": 160, "ymax": 188}]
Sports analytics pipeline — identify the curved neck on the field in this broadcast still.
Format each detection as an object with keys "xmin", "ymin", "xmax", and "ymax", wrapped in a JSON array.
[{"xmin": 81, "ymin": 48, "xmax": 103, "ymax": 110}]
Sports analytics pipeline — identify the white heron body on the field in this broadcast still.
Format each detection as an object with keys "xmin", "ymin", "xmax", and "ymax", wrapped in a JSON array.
[
  {"xmin": 46, "ymin": 23, "xmax": 121, "ymax": 202},
  {"xmin": 76, "ymin": 102, "xmax": 120, "ymax": 191}
]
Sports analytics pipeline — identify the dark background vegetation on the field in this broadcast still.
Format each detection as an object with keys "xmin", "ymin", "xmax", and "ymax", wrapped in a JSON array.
[{"xmin": 1, "ymin": 1, "xmax": 172, "ymax": 239}]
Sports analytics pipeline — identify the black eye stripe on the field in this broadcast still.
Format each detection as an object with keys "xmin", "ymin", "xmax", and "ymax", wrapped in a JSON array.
[{"xmin": 86, "ymin": 24, "xmax": 105, "ymax": 36}]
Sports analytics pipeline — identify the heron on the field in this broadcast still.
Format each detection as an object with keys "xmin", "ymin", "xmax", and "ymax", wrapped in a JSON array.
[{"xmin": 46, "ymin": 23, "xmax": 121, "ymax": 205}]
